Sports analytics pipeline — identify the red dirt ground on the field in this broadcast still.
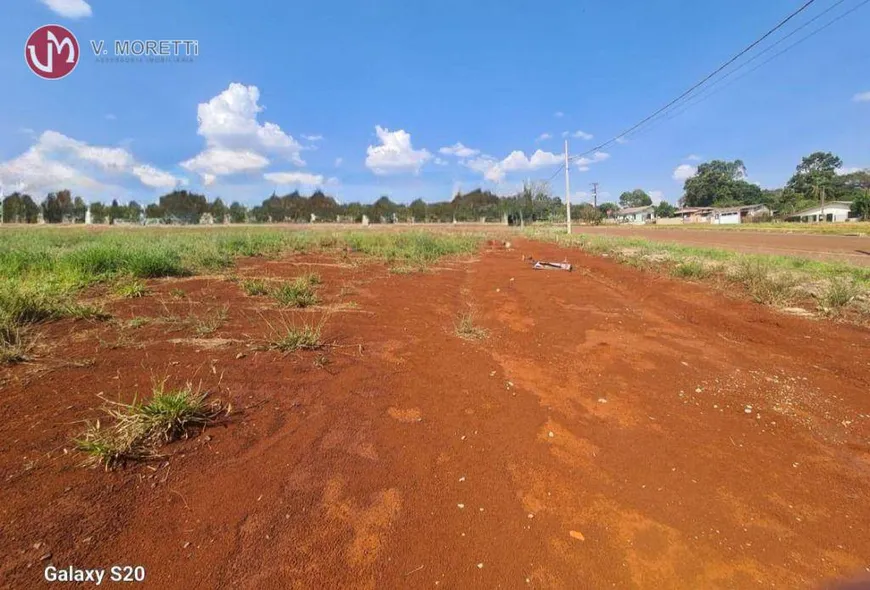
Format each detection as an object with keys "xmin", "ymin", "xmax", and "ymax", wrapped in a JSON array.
[
  {"xmin": 2, "ymin": 238, "xmax": 870, "ymax": 589},
  {"xmin": 574, "ymin": 226, "xmax": 870, "ymax": 267}
]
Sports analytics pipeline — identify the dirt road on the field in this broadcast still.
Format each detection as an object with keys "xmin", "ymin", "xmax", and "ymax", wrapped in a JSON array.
[
  {"xmin": 574, "ymin": 226, "xmax": 870, "ymax": 266},
  {"xmin": 2, "ymin": 240, "xmax": 869, "ymax": 589}
]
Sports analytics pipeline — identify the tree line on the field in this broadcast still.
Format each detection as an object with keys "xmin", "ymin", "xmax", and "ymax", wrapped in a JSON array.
[{"xmin": 2, "ymin": 151, "xmax": 869, "ymax": 225}]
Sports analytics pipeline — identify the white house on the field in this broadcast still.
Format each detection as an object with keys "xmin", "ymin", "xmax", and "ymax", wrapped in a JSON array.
[
  {"xmin": 616, "ymin": 205, "xmax": 655, "ymax": 224},
  {"xmin": 786, "ymin": 201, "xmax": 854, "ymax": 223}
]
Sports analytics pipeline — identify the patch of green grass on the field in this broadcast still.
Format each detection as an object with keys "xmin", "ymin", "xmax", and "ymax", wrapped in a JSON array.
[
  {"xmin": 671, "ymin": 260, "xmax": 712, "ymax": 279},
  {"xmin": 273, "ymin": 278, "xmax": 319, "ymax": 308},
  {"xmin": 454, "ymin": 310, "xmax": 488, "ymax": 341},
  {"xmin": 75, "ymin": 382, "xmax": 228, "ymax": 469},
  {"xmin": 730, "ymin": 259, "xmax": 798, "ymax": 305},
  {"xmin": 240, "ymin": 278, "xmax": 270, "ymax": 296},
  {"xmin": 265, "ymin": 315, "xmax": 327, "ymax": 352},
  {"xmin": 820, "ymin": 277, "xmax": 859, "ymax": 311},
  {"xmin": 114, "ymin": 278, "xmax": 149, "ymax": 298}
]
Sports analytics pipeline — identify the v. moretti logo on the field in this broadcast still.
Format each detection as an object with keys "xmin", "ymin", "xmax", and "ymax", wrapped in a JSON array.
[{"xmin": 25, "ymin": 24, "xmax": 79, "ymax": 80}]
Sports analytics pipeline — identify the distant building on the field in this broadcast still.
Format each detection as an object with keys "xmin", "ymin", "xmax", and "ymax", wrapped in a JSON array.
[
  {"xmin": 616, "ymin": 205, "xmax": 656, "ymax": 224},
  {"xmin": 785, "ymin": 201, "xmax": 854, "ymax": 223},
  {"xmin": 672, "ymin": 204, "xmax": 771, "ymax": 224}
]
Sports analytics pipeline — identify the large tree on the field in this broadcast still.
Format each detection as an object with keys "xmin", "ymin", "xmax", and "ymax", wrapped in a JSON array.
[
  {"xmin": 158, "ymin": 190, "xmax": 209, "ymax": 223},
  {"xmin": 229, "ymin": 201, "xmax": 247, "ymax": 223},
  {"xmin": 619, "ymin": 189, "xmax": 652, "ymax": 208},
  {"xmin": 681, "ymin": 160, "xmax": 762, "ymax": 207},
  {"xmin": 786, "ymin": 152, "xmax": 844, "ymax": 203},
  {"xmin": 2, "ymin": 193, "xmax": 40, "ymax": 223}
]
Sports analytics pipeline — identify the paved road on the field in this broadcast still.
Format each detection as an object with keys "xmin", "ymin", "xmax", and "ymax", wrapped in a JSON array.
[{"xmin": 574, "ymin": 226, "xmax": 870, "ymax": 267}]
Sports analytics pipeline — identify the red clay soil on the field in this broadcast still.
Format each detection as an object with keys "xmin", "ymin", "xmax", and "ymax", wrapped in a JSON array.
[
  {"xmin": 575, "ymin": 226, "xmax": 870, "ymax": 267},
  {"xmin": 1, "ymin": 239, "xmax": 870, "ymax": 589}
]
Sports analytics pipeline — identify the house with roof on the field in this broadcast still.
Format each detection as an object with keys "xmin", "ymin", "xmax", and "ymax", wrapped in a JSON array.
[
  {"xmin": 616, "ymin": 205, "xmax": 656, "ymax": 224},
  {"xmin": 785, "ymin": 201, "xmax": 854, "ymax": 223}
]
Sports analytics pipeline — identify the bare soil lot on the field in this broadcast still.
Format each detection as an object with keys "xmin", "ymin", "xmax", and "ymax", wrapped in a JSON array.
[
  {"xmin": 575, "ymin": 226, "xmax": 870, "ymax": 267},
  {"xmin": 2, "ymin": 238, "xmax": 869, "ymax": 589}
]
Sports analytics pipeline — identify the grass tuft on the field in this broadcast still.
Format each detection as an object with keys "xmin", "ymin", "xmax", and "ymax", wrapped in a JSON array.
[
  {"xmin": 820, "ymin": 277, "xmax": 859, "ymax": 311},
  {"xmin": 671, "ymin": 260, "xmax": 711, "ymax": 279},
  {"xmin": 191, "ymin": 306, "xmax": 229, "ymax": 336},
  {"xmin": 273, "ymin": 278, "xmax": 319, "ymax": 308},
  {"xmin": 75, "ymin": 382, "xmax": 228, "ymax": 469},
  {"xmin": 115, "ymin": 278, "xmax": 149, "ymax": 299},
  {"xmin": 240, "ymin": 278, "xmax": 270, "ymax": 296},
  {"xmin": 454, "ymin": 310, "xmax": 488, "ymax": 341},
  {"xmin": 0, "ymin": 321, "xmax": 33, "ymax": 364},
  {"xmin": 264, "ymin": 313, "xmax": 328, "ymax": 352}
]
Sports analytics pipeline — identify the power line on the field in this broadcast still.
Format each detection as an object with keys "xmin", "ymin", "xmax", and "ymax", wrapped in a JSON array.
[
  {"xmin": 567, "ymin": 0, "xmax": 820, "ymax": 163},
  {"xmin": 627, "ymin": 0, "xmax": 870, "ymax": 137}
]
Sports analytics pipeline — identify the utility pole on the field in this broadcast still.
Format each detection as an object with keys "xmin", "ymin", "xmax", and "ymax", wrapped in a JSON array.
[
  {"xmin": 564, "ymin": 139, "xmax": 571, "ymax": 234},
  {"xmin": 591, "ymin": 182, "xmax": 599, "ymax": 208},
  {"xmin": 820, "ymin": 185, "xmax": 826, "ymax": 223}
]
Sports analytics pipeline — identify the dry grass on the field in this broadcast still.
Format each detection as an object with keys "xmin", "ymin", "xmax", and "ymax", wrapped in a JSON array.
[
  {"xmin": 75, "ymin": 381, "xmax": 228, "ymax": 469},
  {"xmin": 0, "ymin": 322, "xmax": 34, "ymax": 364},
  {"xmin": 454, "ymin": 309, "xmax": 488, "ymax": 341}
]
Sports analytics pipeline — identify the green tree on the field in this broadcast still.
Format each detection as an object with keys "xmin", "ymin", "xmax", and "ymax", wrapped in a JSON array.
[
  {"xmin": 145, "ymin": 203, "xmax": 165, "ymax": 220},
  {"xmin": 229, "ymin": 201, "xmax": 247, "ymax": 223},
  {"xmin": 2, "ymin": 193, "xmax": 40, "ymax": 223},
  {"xmin": 597, "ymin": 202, "xmax": 619, "ymax": 217},
  {"xmin": 408, "ymin": 198, "xmax": 427, "ymax": 222},
  {"xmin": 109, "ymin": 199, "xmax": 123, "ymax": 224},
  {"xmin": 682, "ymin": 160, "xmax": 762, "ymax": 207},
  {"xmin": 90, "ymin": 202, "xmax": 108, "ymax": 223},
  {"xmin": 127, "ymin": 201, "xmax": 143, "ymax": 223},
  {"xmin": 73, "ymin": 196, "xmax": 87, "ymax": 223},
  {"xmin": 851, "ymin": 192, "xmax": 870, "ymax": 221},
  {"xmin": 158, "ymin": 190, "xmax": 208, "ymax": 223},
  {"xmin": 786, "ymin": 152, "xmax": 844, "ymax": 204},
  {"xmin": 654, "ymin": 201, "xmax": 676, "ymax": 218},
  {"xmin": 619, "ymin": 189, "xmax": 652, "ymax": 208},
  {"xmin": 209, "ymin": 198, "xmax": 229, "ymax": 223}
]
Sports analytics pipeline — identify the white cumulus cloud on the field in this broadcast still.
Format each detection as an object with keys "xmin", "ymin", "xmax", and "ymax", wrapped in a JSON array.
[
  {"xmin": 181, "ymin": 148, "xmax": 269, "ymax": 184},
  {"xmin": 0, "ymin": 131, "xmax": 183, "ymax": 195},
  {"xmin": 574, "ymin": 152, "xmax": 610, "ymax": 168},
  {"xmin": 673, "ymin": 164, "xmax": 698, "ymax": 181},
  {"xmin": 264, "ymin": 171, "xmax": 325, "ymax": 186},
  {"xmin": 439, "ymin": 142, "xmax": 480, "ymax": 158},
  {"xmin": 465, "ymin": 149, "xmax": 562, "ymax": 183},
  {"xmin": 366, "ymin": 126, "xmax": 432, "ymax": 175},
  {"xmin": 852, "ymin": 91, "xmax": 870, "ymax": 103},
  {"xmin": 536, "ymin": 133, "xmax": 552, "ymax": 142},
  {"xmin": 562, "ymin": 130, "xmax": 593, "ymax": 140},
  {"xmin": 183, "ymin": 83, "xmax": 305, "ymax": 184},
  {"xmin": 40, "ymin": 0, "xmax": 92, "ymax": 18}
]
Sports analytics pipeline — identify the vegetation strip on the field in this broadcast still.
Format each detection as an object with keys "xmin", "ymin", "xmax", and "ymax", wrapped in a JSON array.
[{"xmin": 531, "ymin": 230, "xmax": 869, "ymax": 320}]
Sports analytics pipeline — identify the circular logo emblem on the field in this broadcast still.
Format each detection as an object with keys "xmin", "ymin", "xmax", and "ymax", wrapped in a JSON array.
[{"xmin": 25, "ymin": 24, "xmax": 79, "ymax": 80}]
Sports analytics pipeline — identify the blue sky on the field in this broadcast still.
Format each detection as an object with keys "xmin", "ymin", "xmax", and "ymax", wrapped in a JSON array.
[{"xmin": 1, "ymin": 0, "xmax": 868, "ymax": 206}]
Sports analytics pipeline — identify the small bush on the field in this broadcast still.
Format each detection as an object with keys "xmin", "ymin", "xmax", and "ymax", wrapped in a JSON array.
[
  {"xmin": 273, "ymin": 278, "xmax": 319, "ymax": 308},
  {"xmin": 240, "ymin": 278, "xmax": 270, "ymax": 296}
]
